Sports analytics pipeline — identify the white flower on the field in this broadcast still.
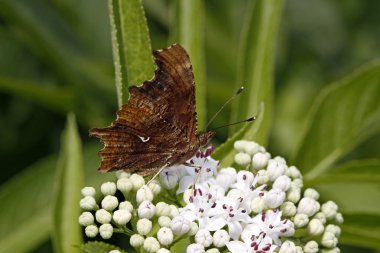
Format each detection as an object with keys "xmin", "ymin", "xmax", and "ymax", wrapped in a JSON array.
[
  {"xmin": 244, "ymin": 141, "xmax": 260, "ymax": 155},
  {"xmin": 117, "ymin": 177, "xmax": 133, "ymax": 193},
  {"xmin": 294, "ymin": 214, "xmax": 309, "ymax": 228},
  {"xmin": 321, "ymin": 201, "xmax": 338, "ymax": 219},
  {"xmin": 95, "ymin": 209, "xmax": 112, "ymax": 224},
  {"xmin": 113, "ymin": 209, "xmax": 131, "ymax": 225},
  {"xmin": 297, "ymin": 197, "xmax": 320, "ymax": 217},
  {"xmin": 81, "ymin": 187, "xmax": 96, "ymax": 197},
  {"xmin": 156, "ymin": 202, "xmax": 171, "ymax": 216},
  {"xmin": 171, "ymin": 215, "xmax": 191, "ymax": 235},
  {"xmin": 85, "ymin": 225, "xmax": 98, "ymax": 237},
  {"xmin": 138, "ymin": 200, "xmax": 156, "ymax": 219},
  {"xmin": 273, "ymin": 175, "xmax": 291, "ymax": 192},
  {"xmin": 119, "ymin": 201, "xmax": 133, "ymax": 212},
  {"xmin": 291, "ymin": 178, "xmax": 303, "ymax": 189},
  {"xmin": 286, "ymin": 166, "xmax": 302, "ymax": 179},
  {"xmin": 226, "ymin": 232, "xmax": 276, "ymax": 253},
  {"xmin": 130, "ymin": 174, "xmax": 145, "ymax": 190},
  {"xmin": 157, "ymin": 249, "xmax": 170, "ymax": 253},
  {"xmin": 136, "ymin": 185, "xmax": 153, "ymax": 203},
  {"xmin": 280, "ymin": 241, "xmax": 297, "ymax": 253},
  {"xmin": 287, "ymin": 188, "xmax": 301, "ymax": 203},
  {"xmin": 130, "ymin": 234, "xmax": 144, "ymax": 247},
  {"xmin": 234, "ymin": 152, "xmax": 251, "ymax": 166},
  {"xmin": 79, "ymin": 212, "xmax": 94, "ymax": 226},
  {"xmin": 195, "ymin": 229, "xmax": 213, "ymax": 247},
  {"xmin": 169, "ymin": 205, "xmax": 179, "ymax": 218},
  {"xmin": 148, "ymin": 180, "xmax": 161, "ymax": 195},
  {"xmin": 250, "ymin": 195, "xmax": 266, "ymax": 213},
  {"xmin": 265, "ymin": 188, "xmax": 286, "ymax": 208},
  {"xmin": 157, "ymin": 227, "xmax": 173, "ymax": 246},
  {"xmin": 212, "ymin": 229, "xmax": 230, "ymax": 248},
  {"xmin": 143, "ymin": 237, "xmax": 160, "ymax": 253},
  {"xmin": 158, "ymin": 216, "xmax": 171, "ymax": 228},
  {"xmin": 325, "ymin": 224, "xmax": 341, "ymax": 236},
  {"xmin": 100, "ymin": 182, "xmax": 117, "ymax": 196},
  {"xmin": 304, "ymin": 241, "xmax": 318, "ymax": 253},
  {"xmin": 252, "ymin": 152, "xmax": 270, "ymax": 170},
  {"xmin": 280, "ymin": 202, "xmax": 297, "ymax": 217},
  {"xmin": 80, "ymin": 196, "xmax": 98, "ymax": 210},
  {"xmin": 101, "ymin": 195, "xmax": 119, "ymax": 211},
  {"xmin": 189, "ymin": 221, "xmax": 199, "ymax": 236},
  {"xmin": 137, "ymin": 218, "xmax": 152, "ymax": 235},
  {"xmin": 234, "ymin": 140, "xmax": 249, "ymax": 152},
  {"xmin": 303, "ymin": 188, "xmax": 319, "ymax": 200},
  {"xmin": 206, "ymin": 249, "xmax": 220, "ymax": 253},
  {"xmin": 99, "ymin": 224, "xmax": 113, "ymax": 239},
  {"xmin": 257, "ymin": 169, "xmax": 269, "ymax": 184},
  {"xmin": 321, "ymin": 231, "xmax": 338, "ymax": 248},
  {"xmin": 231, "ymin": 171, "xmax": 266, "ymax": 204},
  {"xmin": 215, "ymin": 167, "xmax": 237, "ymax": 190},
  {"xmin": 267, "ymin": 159, "xmax": 286, "ymax": 181},
  {"xmin": 160, "ymin": 168, "xmax": 179, "ymax": 189},
  {"xmin": 314, "ymin": 212, "xmax": 326, "ymax": 224},
  {"xmin": 116, "ymin": 171, "xmax": 130, "ymax": 178},
  {"xmin": 187, "ymin": 243, "xmax": 205, "ymax": 253},
  {"xmin": 335, "ymin": 212, "xmax": 344, "ymax": 224},
  {"xmin": 307, "ymin": 219, "xmax": 324, "ymax": 235}
]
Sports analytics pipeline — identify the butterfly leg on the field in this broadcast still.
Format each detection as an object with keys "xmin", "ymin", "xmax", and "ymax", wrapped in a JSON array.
[{"xmin": 146, "ymin": 163, "xmax": 169, "ymax": 186}]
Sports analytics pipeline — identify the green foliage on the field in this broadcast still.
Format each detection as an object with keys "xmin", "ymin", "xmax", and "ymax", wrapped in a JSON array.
[{"xmin": 80, "ymin": 242, "xmax": 127, "ymax": 253}]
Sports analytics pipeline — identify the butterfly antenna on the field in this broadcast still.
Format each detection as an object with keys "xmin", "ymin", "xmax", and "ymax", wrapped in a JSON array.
[
  {"xmin": 209, "ymin": 116, "xmax": 256, "ymax": 131},
  {"xmin": 205, "ymin": 86, "xmax": 244, "ymax": 130}
]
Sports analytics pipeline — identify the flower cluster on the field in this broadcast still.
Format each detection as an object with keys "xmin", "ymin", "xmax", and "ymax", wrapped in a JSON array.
[{"xmin": 79, "ymin": 140, "xmax": 343, "ymax": 253}]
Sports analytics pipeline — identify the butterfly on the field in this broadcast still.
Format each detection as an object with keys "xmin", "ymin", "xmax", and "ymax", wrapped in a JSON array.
[{"xmin": 89, "ymin": 44, "xmax": 214, "ymax": 176}]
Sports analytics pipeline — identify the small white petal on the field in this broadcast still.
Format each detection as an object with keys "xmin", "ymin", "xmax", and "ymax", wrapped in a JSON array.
[
  {"xmin": 251, "ymin": 196, "xmax": 266, "ymax": 213},
  {"xmin": 226, "ymin": 241, "xmax": 248, "ymax": 253}
]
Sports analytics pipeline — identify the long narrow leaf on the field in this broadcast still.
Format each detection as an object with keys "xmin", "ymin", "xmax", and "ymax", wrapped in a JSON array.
[
  {"xmin": 171, "ymin": 0, "xmax": 206, "ymax": 129},
  {"xmin": 108, "ymin": 0, "xmax": 154, "ymax": 107},
  {"xmin": 230, "ymin": 0, "xmax": 284, "ymax": 144},
  {"xmin": 292, "ymin": 60, "xmax": 380, "ymax": 179},
  {"xmin": 52, "ymin": 114, "xmax": 83, "ymax": 253}
]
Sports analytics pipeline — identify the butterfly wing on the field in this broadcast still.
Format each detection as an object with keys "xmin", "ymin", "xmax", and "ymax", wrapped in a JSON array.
[{"xmin": 90, "ymin": 44, "xmax": 198, "ymax": 175}]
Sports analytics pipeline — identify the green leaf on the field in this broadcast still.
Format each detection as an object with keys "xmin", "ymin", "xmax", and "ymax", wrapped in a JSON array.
[
  {"xmin": 340, "ymin": 214, "xmax": 380, "ymax": 249},
  {"xmin": 0, "ymin": 144, "xmax": 115, "ymax": 253},
  {"xmin": 230, "ymin": 0, "xmax": 284, "ymax": 144},
  {"xmin": 292, "ymin": 60, "xmax": 380, "ymax": 180},
  {"xmin": 108, "ymin": 0, "xmax": 155, "ymax": 107},
  {"xmin": 81, "ymin": 241, "xmax": 127, "ymax": 253},
  {"xmin": 0, "ymin": 76, "xmax": 74, "ymax": 113},
  {"xmin": 171, "ymin": 0, "xmax": 206, "ymax": 129},
  {"xmin": 52, "ymin": 114, "xmax": 84, "ymax": 253},
  {"xmin": 213, "ymin": 103, "xmax": 264, "ymax": 167}
]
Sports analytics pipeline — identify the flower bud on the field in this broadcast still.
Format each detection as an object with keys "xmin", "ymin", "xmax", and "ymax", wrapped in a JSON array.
[
  {"xmin": 148, "ymin": 180, "xmax": 161, "ymax": 195},
  {"xmin": 280, "ymin": 202, "xmax": 297, "ymax": 217},
  {"xmin": 137, "ymin": 218, "xmax": 152, "ymax": 235},
  {"xmin": 265, "ymin": 188, "xmax": 285, "ymax": 208},
  {"xmin": 117, "ymin": 177, "xmax": 133, "ymax": 193},
  {"xmin": 244, "ymin": 141, "xmax": 260, "ymax": 155},
  {"xmin": 273, "ymin": 175, "xmax": 291, "ymax": 192},
  {"xmin": 95, "ymin": 209, "xmax": 112, "ymax": 224},
  {"xmin": 143, "ymin": 237, "xmax": 160, "ymax": 253},
  {"xmin": 138, "ymin": 201, "xmax": 156, "ymax": 219},
  {"xmin": 79, "ymin": 212, "xmax": 94, "ymax": 226},
  {"xmin": 234, "ymin": 152, "xmax": 251, "ymax": 166},
  {"xmin": 274, "ymin": 156, "xmax": 286, "ymax": 164},
  {"xmin": 304, "ymin": 241, "xmax": 318, "ymax": 253},
  {"xmin": 314, "ymin": 212, "xmax": 326, "ymax": 224},
  {"xmin": 99, "ymin": 224, "xmax": 113, "ymax": 239},
  {"xmin": 297, "ymin": 197, "xmax": 320, "ymax": 217},
  {"xmin": 308, "ymin": 219, "xmax": 324, "ymax": 236},
  {"xmin": 296, "ymin": 246, "xmax": 303, "ymax": 253},
  {"xmin": 188, "ymin": 222, "xmax": 199, "ymax": 236},
  {"xmin": 279, "ymin": 240, "xmax": 296, "ymax": 253},
  {"xmin": 321, "ymin": 201, "xmax": 338, "ymax": 220},
  {"xmin": 156, "ymin": 202, "xmax": 171, "ymax": 216},
  {"xmin": 130, "ymin": 174, "xmax": 145, "ymax": 190},
  {"xmin": 325, "ymin": 224, "xmax": 341, "ymax": 237},
  {"xmin": 334, "ymin": 212, "xmax": 344, "ymax": 224},
  {"xmin": 100, "ymin": 182, "xmax": 117, "ymax": 196},
  {"xmin": 85, "ymin": 225, "xmax": 98, "ymax": 237},
  {"xmin": 109, "ymin": 250, "xmax": 121, "ymax": 253},
  {"xmin": 320, "ymin": 248, "xmax": 340, "ymax": 253},
  {"xmin": 101, "ymin": 195, "xmax": 119, "ymax": 211},
  {"xmin": 252, "ymin": 152, "xmax": 270, "ymax": 170},
  {"xmin": 119, "ymin": 201, "xmax": 133, "ymax": 212},
  {"xmin": 267, "ymin": 160, "xmax": 286, "ymax": 181},
  {"xmin": 113, "ymin": 209, "xmax": 131, "ymax": 225},
  {"xmin": 212, "ymin": 229, "xmax": 230, "ymax": 248},
  {"xmin": 294, "ymin": 213, "xmax": 309, "ymax": 228},
  {"xmin": 157, "ymin": 227, "xmax": 173, "ymax": 246},
  {"xmin": 287, "ymin": 188, "xmax": 301, "ymax": 203},
  {"xmin": 285, "ymin": 166, "xmax": 302, "ymax": 179},
  {"xmin": 234, "ymin": 140, "xmax": 248, "ymax": 152},
  {"xmin": 195, "ymin": 229, "xmax": 213, "ymax": 247},
  {"xmin": 257, "ymin": 169, "xmax": 269, "ymax": 184},
  {"xmin": 136, "ymin": 185, "xmax": 153, "ymax": 203},
  {"xmin": 171, "ymin": 215, "xmax": 191, "ymax": 235},
  {"xmin": 216, "ymin": 168, "xmax": 236, "ymax": 190},
  {"xmin": 321, "ymin": 231, "xmax": 338, "ymax": 248},
  {"xmin": 81, "ymin": 187, "xmax": 96, "ymax": 197},
  {"xmin": 291, "ymin": 178, "xmax": 303, "ymax": 189},
  {"xmin": 206, "ymin": 249, "xmax": 220, "ymax": 253},
  {"xmin": 157, "ymin": 249, "xmax": 170, "ymax": 253},
  {"xmin": 116, "ymin": 171, "xmax": 130, "ymax": 178},
  {"xmin": 251, "ymin": 196, "xmax": 266, "ymax": 213},
  {"xmin": 169, "ymin": 205, "xmax": 180, "ymax": 218},
  {"xmin": 158, "ymin": 216, "xmax": 171, "ymax": 228},
  {"xmin": 160, "ymin": 168, "xmax": 179, "ymax": 189},
  {"xmin": 80, "ymin": 196, "xmax": 98, "ymax": 210},
  {"xmin": 187, "ymin": 243, "xmax": 205, "ymax": 253},
  {"xmin": 130, "ymin": 234, "xmax": 144, "ymax": 247},
  {"xmin": 304, "ymin": 188, "xmax": 319, "ymax": 200}
]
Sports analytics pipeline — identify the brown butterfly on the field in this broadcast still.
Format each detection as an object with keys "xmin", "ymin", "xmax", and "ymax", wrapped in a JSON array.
[{"xmin": 90, "ymin": 44, "xmax": 214, "ymax": 176}]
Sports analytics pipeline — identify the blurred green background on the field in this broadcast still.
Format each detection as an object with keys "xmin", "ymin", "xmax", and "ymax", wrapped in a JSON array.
[{"xmin": 1, "ymin": 0, "xmax": 380, "ymax": 252}]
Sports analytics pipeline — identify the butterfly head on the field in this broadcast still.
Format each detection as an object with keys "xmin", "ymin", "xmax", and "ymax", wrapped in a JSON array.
[{"xmin": 197, "ymin": 131, "xmax": 215, "ymax": 147}]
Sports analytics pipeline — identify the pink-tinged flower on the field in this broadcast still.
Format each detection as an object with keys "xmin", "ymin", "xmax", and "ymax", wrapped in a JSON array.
[
  {"xmin": 226, "ymin": 232, "xmax": 276, "ymax": 253},
  {"xmin": 244, "ymin": 210, "xmax": 294, "ymax": 245}
]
